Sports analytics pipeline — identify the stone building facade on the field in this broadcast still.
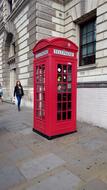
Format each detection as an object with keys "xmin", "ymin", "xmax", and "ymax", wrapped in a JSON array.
[{"xmin": 0, "ymin": 0, "xmax": 107, "ymax": 129}]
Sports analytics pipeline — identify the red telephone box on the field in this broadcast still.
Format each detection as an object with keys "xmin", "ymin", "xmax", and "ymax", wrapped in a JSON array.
[{"xmin": 33, "ymin": 37, "xmax": 78, "ymax": 139}]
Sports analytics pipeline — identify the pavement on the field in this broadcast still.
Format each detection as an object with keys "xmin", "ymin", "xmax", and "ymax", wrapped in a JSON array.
[{"xmin": 0, "ymin": 102, "xmax": 107, "ymax": 190}]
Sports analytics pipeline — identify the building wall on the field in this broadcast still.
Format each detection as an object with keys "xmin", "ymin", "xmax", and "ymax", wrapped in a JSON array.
[
  {"xmin": 0, "ymin": 0, "xmax": 65, "ymax": 107},
  {"xmin": 65, "ymin": 0, "xmax": 107, "ymax": 129},
  {"xmin": 77, "ymin": 88, "xmax": 107, "ymax": 129},
  {"xmin": 14, "ymin": 0, "xmax": 65, "ymax": 107},
  {"xmin": 0, "ymin": 33, "xmax": 4, "ymax": 84}
]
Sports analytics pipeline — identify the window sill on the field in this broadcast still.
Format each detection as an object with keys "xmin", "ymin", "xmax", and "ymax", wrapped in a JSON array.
[{"xmin": 78, "ymin": 64, "xmax": 96, "ymax": 71}]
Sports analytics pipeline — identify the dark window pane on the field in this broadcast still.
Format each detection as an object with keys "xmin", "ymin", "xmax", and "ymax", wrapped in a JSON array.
[
  {"xmin": 63, "ymin": 93, "xmax": 66, "ymax": 101},
  {"xmin": 58, "ymin": 84, "xmax": 67, "ymax": 92},
  {"xmin": 82, "ymin": 46, "xmax": 87, "ymax": 56},
  {"xmin": 82, "ymin": 26, "xmax": 86, "ymax": 35},
  {"xmin": 41, "ymin": 66, "xmax": 45, "ymax": 74},
  {"xmin": 57, "ymin": 64, "xmax": 62, "ymax": 73},
  {"xmin": 36, "ymin": 75, "xmax": 39, "ymax": 82},
  {"xmin": 36, "ymin": 84, "xmax": 39, "ymax": 92},
  {"xmin": 68, "ymin": 94, "xmax": 71, "ymax": 101},
  {"xmin": 39, "ymin": 66, "xmax": 42, "ymax": 74},
  {"xmin": 63, "ymin": 65, "xmax": 67, "ymax": 73},
  {"xmin": 36, "ymin": 66, "xmax": 39, "ymax": 75},
  {"xmin": 87, "ymin": 32, "xmax": 93, "ymax": 43},
  {"xmin": 62, "ymin": 84, "xmax": 67, "ymax": 92},
  {"xmin": 36, "ymin": 64, "xmax": 45, "ymax": 119},
  {"xmin": 63, "ymin": 75, "xmax": 67, "ymax": 82},
  {"xmin": 68, "ymin": 65, "xmax": 72, "ymax": 73},
  {"xmin": 94, "ymin": 43, "xmax": 96, "ymax": 53},
  {"xmin": 82, "ymin": 55, "xmax": 95, "ymax": 65},
  {"xmin": 42, "ymin": 111, "xmax": 45, "ymax": 119},
  {"xmin": 43, "ymin": 93, "xmax": 45, "ymax": 101},
  {"xmin": 42, "ymin": 102, "xmax": 44, "ymax": 109},
  {"xmin": 39, "ymin": 75, "xmax": 44, "ymax": 83},
  {"xmin": 36, "ymin": 110, "xmax": 39, "ymax": 117},
  {"xmin": 68, "ymin": 102, "xmax": 71, "ymax": 110},
  {"xmin": 87, "ymin": 43, "xmax": 93, "ymax": 55},
  {"xmin": 68, "ymin": 74, "xmax": 72, "ymax": 82},
  {"xmin": 58, "ymin": 94, "xmax": 62, "ymax": 101},
  {"xmin": 57, "ymin": 103, "xmax": 61, "ymax": 111},
  {"xmin": 67, "ymin": 83, "xmax": 71, "ymax": 92},
  {"xmin": 82, "ymin": 35, "xmax": 87, "ymax": 45},
  {"xmin": 62, "ymin": 102, "xmax": 66, "ymax": 111},
  {"xmin": 68, "ymin": 111, "xmax": 71, "ymax": 119},
  {"xmin": 39, "ymin": 84, "xmax": 45, "ymax": 92},
  {"xmin": 62, "ymin": 112, "xmax": 66, "ymax": 120},
  {"xmin": 80, "ymin": 19, "xmax": 96, "ymax": 66},
  {"xmin": 36, "ymin": 102, "xmax": 39, "ymax": 109},
  {"xmin": 87, "ymin": 22, "xmax": 93, "ymax": 32},
  {"xmin": 57, "ymin": 112, "xmax": 61, "ymax": 120},
  {"xmin": 36, "ymin": 93, "xmax": 39, "ymax": 100}
]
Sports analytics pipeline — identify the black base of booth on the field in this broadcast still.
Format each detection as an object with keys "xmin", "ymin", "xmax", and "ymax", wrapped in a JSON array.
[{"xmin": 33, "ymin": 128, "xmax": 77, "ymax": 140}]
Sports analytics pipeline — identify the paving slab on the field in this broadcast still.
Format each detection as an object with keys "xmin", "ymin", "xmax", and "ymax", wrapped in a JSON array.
[
  {"xmin": 19, "ymin": 153, "xmax": 65, "ymax": 180},
  {"xmin": 80, "ymin": 179, "xmax": 107, "ymax": 190},
  {"xmin": 27, "ymin": 170, "xmax": 81, "ymax": 190},
  {"xmin": 0, "ymin": 166, "xmax": 25, "ymax": 190},
  {"xmin": 8, "ymin": 147, "xmax": 34, "ymax": 162}
]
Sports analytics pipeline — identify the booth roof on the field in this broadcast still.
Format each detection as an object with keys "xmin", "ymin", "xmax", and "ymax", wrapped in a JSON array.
[{"xmin": 33, "ymin": 37, "xmax": 78, "ymax": 53}]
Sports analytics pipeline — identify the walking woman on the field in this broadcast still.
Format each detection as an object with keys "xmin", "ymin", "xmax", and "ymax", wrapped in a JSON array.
[
  {"xmin": 0, "ymin": 83, "xmax": 3, "ymax": 103},
  {"xmin": 14, "ymin": 80, "xmax": 24, "ymax": 111}
]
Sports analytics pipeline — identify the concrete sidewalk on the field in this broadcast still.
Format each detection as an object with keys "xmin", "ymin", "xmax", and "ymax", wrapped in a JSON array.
[{"xmin": 0, "ymin": 103, "xmax": 107, "ymax": 190}]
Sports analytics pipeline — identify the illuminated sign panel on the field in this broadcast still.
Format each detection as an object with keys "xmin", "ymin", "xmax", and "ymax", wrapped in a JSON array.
[
  {"xmin": 54, "ymin": 49, "xmax": 74, "ymax": 57},
  {"xmin": 36, "ymin": 50, "xmax": 48, "ymax": 58}
]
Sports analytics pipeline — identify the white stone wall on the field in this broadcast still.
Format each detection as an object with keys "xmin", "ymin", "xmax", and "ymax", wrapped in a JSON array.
[
  {"xmin": 21, "ymin": 87, "xmax": 33, "ymax": 108},
  {"xmin": 36, "ymin": 0, "xmax": 64, "ymax": 41},
  {"xmin": 13, "ymin": 5, "xmax": 33, "ymax": 107},
  {"xmin": 0, "ymin": 33, "xmax": 4, "ymax": 84},
  {"xmin": 64, "ymin": 0, "xmax": 107, "ymax": 129},
  {"xmin": 96, "ymin": 1, "xmax": 107, "ymax": 67},
  {"xmin": 64, "ymin": 0, "xmax": 80, "ymax": 42},
  {"xmin": 52, "ymin": 1, "xmax": 64, "ymax": 37},
  {"xmin": 76, "ymin": 0, "xmax": 107, "ymax": 82},
  {"xmin": 77, "ymin": 88, "xmax": 107, "ymax": 129},
  {"xmin": 14, "ymin": 5, "xmax": 30, "ymax": 87}
]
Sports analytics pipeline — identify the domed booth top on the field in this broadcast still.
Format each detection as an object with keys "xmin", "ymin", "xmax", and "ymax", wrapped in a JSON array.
[
  {"xmin": 33, "ymin": 37, "xmax": 78, "ymax": 53},
  {"xmin": 33, "ymin": 37, "xmax": 78, "ymax": 139}
]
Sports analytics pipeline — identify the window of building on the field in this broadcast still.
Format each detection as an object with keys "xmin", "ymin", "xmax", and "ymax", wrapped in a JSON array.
[
  {"xmin": 79, "ymin": 19, "xmax": 96, "ymax": 66},
  {"xmin": 8, "ymin": 42, "xmax": 15, "ymax": 58},
  {"xmin": 0, "ymin": 1, "xmax": 3, "ymax": 21},
  {"xmin": 8, "ymin": 0, "xmax": 12, "ymax": 13}
]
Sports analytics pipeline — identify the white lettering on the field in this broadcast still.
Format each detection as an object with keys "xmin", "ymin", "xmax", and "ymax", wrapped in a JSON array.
[
  {"xmin": 35, "ymin": 50, "xmax": 48, "ymax": 58},
  {"xmin": 54, "ymin": 49, "xmax": 74, "ymax": 57}
]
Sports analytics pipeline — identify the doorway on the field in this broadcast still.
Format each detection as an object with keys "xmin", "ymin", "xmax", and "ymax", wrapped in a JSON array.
[{"xmin": 10, "ymin": 68, "xmax": 16, "ymax": 97}]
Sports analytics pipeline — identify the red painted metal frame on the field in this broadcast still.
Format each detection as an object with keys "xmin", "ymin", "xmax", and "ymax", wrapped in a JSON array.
[{"xmin": 33, "ymin": 37, "xmax": 78, "ymax": 139}]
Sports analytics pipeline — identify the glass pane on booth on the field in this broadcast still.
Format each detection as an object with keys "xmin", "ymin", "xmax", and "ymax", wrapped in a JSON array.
[
  {"xmin": 63, "ymin": 93, "xmax": 66, "ymax": 101},
  {"xmin": 36, "ymin": 64, "xmax": 45, "ymax": 119},
  {"xmin": 57, "ymin": 63, "xmax": 72, "ymax": 121},
  {"xmin": 68, "ymin": 111, "xmax": 71, "ymax": 119},
  {"xmin": 63, "ymin": 65, "xmax": 67, "ymax": 73},
  {"xmin": 57, "ymin": 112, "xmax": 61, "ymax": 120},
  {"xmin": 62, "ymin": 112, "xmax": 66, "ymax": 120}
]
